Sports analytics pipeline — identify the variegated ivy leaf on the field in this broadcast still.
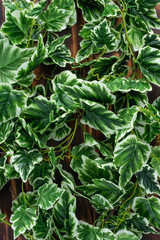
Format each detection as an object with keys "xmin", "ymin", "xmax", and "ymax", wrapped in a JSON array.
[
  {"xmin": 44, "ymin": 34, "xmax": 73, "ymax": 67},
  {"xmin": 151, "ymin": 146, "xmax": 160, "ymax": 177},
  {"xmin": 127, "ymin": 214, "xmax": 158, "ymax": 234},
  {"xmin": 80, "ymin": 100, "xmax": 124, "ymax": 136},
  {"xmin": 0, "ymin": 120, "xmax": 14, "ymax": 144},
  {"xmin": 0, "ymin": 39, "xmax": 33, "ymax": 84},
  {"xmin": 144, "ymin": 34, "xmax": 160, "ymax": 50},
  {"xmin": 84, "ymin": 132, "xmax": 113, "ymax": 158},
  {"xmin": 51, "ymin": 0, "xmax": 76, "ymax": 27},
  {"xmin": 102, "ymin": 1, "xmax": 120, "ymax": 17},
  {"xmin": 0, "ymin": 85, "xmax": 27, "ymax": 123},
  {"xmin": 71, "ymin": 143, "xmax": 99, "ymax": 171},
  {"xmin": 60, "ymin": 80, "xmax": 115, "ymax": 107},
  {"xmin": 76, "ymin": 20, "xmax": 100, "ymax": 62},
  {"xmin": 116, "ymin": 230, "xmax": 139, "ymax": 240},
  {"xmin": 137, "ymin": 46, "xmax": 160, "ymax": 87},
  {"xmin": 93, "ymin": 178, "xmax": 124, "ymax": 204},
  {"xmin": 76, "ymin": 221, "xmax": 115, "ymax": 240},
  {"xmin": 3, "ymin": 0, "xmax": 31, "ymax": 11},
  {"xmin": 153, "ymin": 96, "xmax": 160, "ymax": 112},
  {"xmin": 137, "ymin": 0, "xmax": 160, "ymax": 8},
  {"xmin": 1, "ymin": 10, "xmax": 33, "ymax": 44},
  {"xmin": 127, "ymin": 28, "xmax": 146, "ymax": 51},
  {"xmin": 33, "ymin": 209, "xmax": 53, "ymax": 240},
  {"xmin": 27, "ymin": 0, "xmax": 47, "ymax": 18},
  {"xmin": 136, "ymin": 165, "xmax": 160, "ymax": 195},
  {"xmin": 16, "ymin": 35, "xmax": 47, "ymax": 87},
  {"xmin": 12, "ymin": 191, "xmax": 37, "ymax": 212},
  {"xmin": 133, "ymin": 196, "xmax": 160, "ymax": 229},
  {"xmin": 49, "ymin": 123, "xmax": 71, "ymax": 141},
  {"xmin": 114, "ymin": 91, "xmax": 148, "ymax": 112},
  {"xmin": 116, "ymin": 106, "xmax": 139, "ymax": 142},
  {"xmin": 77, "ymin": 0, "xmax": 104, "ymax": 22},
  {"xmin": 91, "ymin": 19, "xmax": 117, "ymax": 50},
  {"xmin": 0, "ymin": 210, "xmax": 5, "ymax": 223},
  {"xmin": 24, "ymin": 96, "xmax": 57, "ymax": 134},
  {"xmin": 77, "ymin": 156, "xmax": 111, "ymax": 185},
  {"xmin": 0, "ymin": 169, "xmax": 8, "ymax": 190},
  {"xmin": 113, "ymin": 135, "xmax": 151, "ymax": 188},
  {"xmin": 90, "ymin": 194, "xmax": 113, "ymax": 214},
  {"xmin": 37, "ymin": 183, "xmax": 65, "ymax": 210},
  {"xmin": 10, "ymin": 149, "xmax": 42, "ymax": 182},
  {"xmin": 15, "ymin": 127, "xmax": 35, "ymax": 150},
  {"xmin": 29, "ymin": 161, "xmax": 53, "ymax": 187},
  {"xmin": 10, "ymin": 205, "xmax": 37, "ymax": 239},
  {"xmin": 86, "ymin": 56, "xmax": 118, "ymax": 81},
  {"xmin": 53, "ymin": 188, "xmax": 78, "ymax": 237},
  {"xmin": 39, "ymin": 1, "xmax": 71, "ymax": 32},
  {"xmin": 106, "ymin": 77, "xmax": 152, "ymax": 93},
  {"xmin": 58, "ymin": 164, "xmax": 76, "ymax": 191},
  {"xmin": 4, "ymin": 164, "xmax": 20, "ymax": 179}
]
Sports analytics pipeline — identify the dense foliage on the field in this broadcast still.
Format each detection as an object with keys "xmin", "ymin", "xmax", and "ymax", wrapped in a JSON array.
[{"xmin": 0, "ymin": 0, "xmax": 160, "ymax": 239}]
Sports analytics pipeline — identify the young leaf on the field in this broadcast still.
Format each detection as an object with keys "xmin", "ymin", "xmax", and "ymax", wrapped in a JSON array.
[
  {"xmin": 10, "ymin": 149, "xmax": 42, "ymax": 182},
  {"xmin": 10, "ymin": 205, "xmax": 37, "ymax": 239},
  {"xmin": 114, "ymin": 135, "xmax": 151, "ymax": 187},
  {"xmin": 37, "ymin": 183, "xmax": 65, "ymax": 210},
  {"xmin": 133, "ymin": 196, "xmax": 160, "ymax": 229}
]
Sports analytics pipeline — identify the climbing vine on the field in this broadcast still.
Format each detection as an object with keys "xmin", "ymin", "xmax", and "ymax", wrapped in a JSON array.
[{"xmin": 0, "ymin": 0, "xmax": 160, "ymax": 239}]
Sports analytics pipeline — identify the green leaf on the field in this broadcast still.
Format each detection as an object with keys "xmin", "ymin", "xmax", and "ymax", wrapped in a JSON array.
[
  {"xmin": 0, "ymin": 120, "xmax": 14, "ymax": 144},
  {"xmin": 127, "ymin": 213, "xmax": 158, "ymax": 234},
  {"xmin": 114, "ymin": 135, "xmax": 151, "ymax": 187},
  {"xmin": 76, "ymin": 21, "xmax": 100, "ymax": 62},
  {"xmin": 137, "ymin": 0, "xmax": 160, "ymax": 8},
  {"xmin": 39, "ymin": 1, "xmax": 71, "ymax": 32},
  {"xmin": 12, "ymin": 191, "xmax": 37, "ymax": 212},
  {"xmin": 15, "ymin": 127, "xmax": 35, "ymax": 150},
  {"xmin": 91, "ymin": 19, "xmax": 116, "ymax": 50},
  {"xmin": 77, "ymin": 0, "xmax": 104, "ymax": 22},
  {"xmin": 81, "ymin": 100, "xmax": 124, "ymax": 136},
  {"xmin": 0, "ymin": 85, "xmax": 27, "ymax": 123},
  {"xmin": 16, "ymin": 35, "xmax": 47, "ymax": 87},
  {"xmin": 90, "ymin": 194, "xmax": 113, "ymax": 214},
  {"xmin": 133, "ymin": 196, "xmax": 160, "ymax": 229},
  {"xmin": 10, "ymin": 149, "xmax": 42, "ymax": 182},
  {"xmin": 4, "ymin": 164, "xmax": 20, "ymax": 179},
  {"xmin": 136, "ymin": 165, "xmax": 160, "ymax": 195},
  {"xmin": 1, "ymin": 10, "xmax": 33, "ymax": 44},
  {"xmin": 37, "ymin": 183, "xmax": 65, "ymax": 210},
  {"xmin": 0, "ymin": 156, "xmax": 7, "ymax": 169},
  {"xmin": 151, "ymin": 146, "xmax": 160, "ymax": 176},
  {"xmin": 0, "ymin": 39, "xmax": 33, "ymax": 84},
  {"xmin": 106, "ymin": 77, "xmax": 152, "ymax": 93},
  {"xmin": 27, "ymin": 0, "xmax": 47, "ymax": 17},
  {"xmin": 102, "ymin": 2, "xmax": 120, "ymax": 17},
  {"xmin": 24, "ymin": 96, "xmax": 56, "ymax": 134},
  {"xmin": 76, "ymin": 221, "xmax": 115, "ymax": 240},
  {"xmin": 10, "ymin": 205, "xmax": 37, "ymax": 239},
  {"xmin": 127, "ymin": 27, "xmax": 146, "ymax": 51},
  {"xmin": 93, "ymin": 178, "xmax": 124, "ymax": 204},
  {"xmin": 71, "ymin": 143, "xmax": 98, "ymax": 171},
  {"xmin": 33, "ymin": 209, "xmax": 53, "ymax": 240},
  {"xmin": 144, "ymin": 34, "xmax": 160, "ymax": 50},
  {"xmin": 116, "ymin": 230, "xmax": 139, "ymax": 240},
  {"xmin": 77, "ymin": 156, "xmax": 111, "ymax": 184},
  {"xmin": 116, "ymin": 106, "xmax": 139, "ymax": 142},
  {"xmin": 49, "ymin": 123, "xmax": 71, "ymax": 141},
  {"xmin": 86, "ymin": 56, "xmax": 118, "ymax": 81},
  {"xmin": 137, "ymin": 46, "xmax": 160, "ymax": 86},
  {"xmin": 53, "ymin": 188, "xmax": 78, "ymax": 236},
  {"xmin": 84, "ymin": 132, "xmax": 113, "ymax": 158}
]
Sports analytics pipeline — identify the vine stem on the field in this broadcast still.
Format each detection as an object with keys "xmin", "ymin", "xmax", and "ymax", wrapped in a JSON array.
[
  {"xmin": 0, "ymin": 218, "xmax": 11, "ymax": 227},
  {"xmin": 117, "ymin": 0, "xmax": 136, "ymax": 64}
]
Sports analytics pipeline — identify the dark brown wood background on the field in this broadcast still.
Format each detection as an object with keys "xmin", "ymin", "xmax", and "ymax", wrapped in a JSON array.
[{"xmin": 0, "ymin": 1, "xmax": 160, "ymax": 239}]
